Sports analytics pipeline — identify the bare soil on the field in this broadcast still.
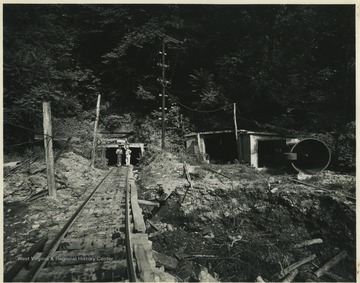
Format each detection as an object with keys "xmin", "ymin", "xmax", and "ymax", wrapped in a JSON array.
[
  {"xmin": 3, "ymin": 151, "xmax": 108, "ymax": 273},
  {"xmin": 137, "ymin": 151, "xmax": 356, "ymax": 282},
  {"xmin": 3, "ymin": 149, "xmax": 356, "ymax": 282}
]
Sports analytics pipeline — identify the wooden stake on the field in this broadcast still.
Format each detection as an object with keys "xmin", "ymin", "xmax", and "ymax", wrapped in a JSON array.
[
  {"xmin": 323, "ymin": 271, "xmax": 347, "ymax": 282},
  {"xmin": 278, "ymin": 254, "xmax": 316, "ymax": 279},
  {"xmin": 314, "ymin": 250, "xmax": 347, "ymax": 278},
  {"xmin": 181, "ymin": 162, "xmax": 193, "ymax": 203},
  {"xmin": 138, "ymin": 199, "xmax": 160, "ymax": 207},
  {"xmin": 43, "ymin": 102, "xmax": 57, "ymax": 199},
  {"xmin": 255, "ymin": 276, "xmax": 266, "ymax": 282},
  {"xmin": 294, "ymin": 238, "xmax": 323, "ymax": 248},
  {"xmin": 282, "ymin": 269, "xmax": 298, "ymax": 282},
  {"xmin": 90, "ymin": 94, "xmax": 101, "ymax": 168}
]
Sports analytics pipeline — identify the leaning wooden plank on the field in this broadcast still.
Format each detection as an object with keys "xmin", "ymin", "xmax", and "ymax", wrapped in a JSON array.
[
  {"xmin": 130, "ymin": 182, "xmax": 146, "ymax": 233},
  {"xmin": 181, "ymin": 162, "xmax": 194, "ymax": 203},
  {"xmin": 277, "ymin": 254, "xmax": 316, "ymax": 279},
  {"xmin": 35, "ymin": 260, "xmax": 127, "ymax": 282},
  {"xmin": 294, "ymin": 238, "xmax": 323, "ymax": 248},
  {"xmin": 4, "ymin": 237, "xmax": 48, "ymax": 282},
  {"xmin": 158, "ymin": 186, "xmax": 177, "ymax": 202},
  {"xmin": 314, "ymin": 250, "xmax": 348, "ymax": 278},
  {"xmin": 323, "ymin": 271, "xmax": 347, "ymax": 282},
  {"xmin": 255, "ymin": 275, "xmax": 266, "ymax": 282},
  {"xmin": 282, "ymin": 269, "xmax": 298, "ymax": 283},
  {"xmin": 152, "ymin": 250, "xmax": 179, "ymax": 271},
  {"xmin": 4, "ymin": 161, "xmax": 21, "ymax": 168},
  {"xmin": 147, "ymin": 220, "xmax": 160, "ymax": 231}
]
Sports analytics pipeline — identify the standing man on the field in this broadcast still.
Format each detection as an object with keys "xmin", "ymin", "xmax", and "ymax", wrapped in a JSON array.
[
  {"xmin": 116, "ymin": 145, "xmax": 123, "ymax": 167},
  {"xmin": 125, "ymin": 145, "xmax": 132, "ymax": 166}
]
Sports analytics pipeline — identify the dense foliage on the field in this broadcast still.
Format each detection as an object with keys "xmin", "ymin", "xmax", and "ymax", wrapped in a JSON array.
[{"xmin": 4, "ymin": 4, "xmax": 355, "ymax": 168}]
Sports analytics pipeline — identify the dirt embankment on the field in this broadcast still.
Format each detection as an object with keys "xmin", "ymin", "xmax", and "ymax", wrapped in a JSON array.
[
  {"xmin": 3, "ymin": 152, "xmax": 108, "ymax": 273},
  {"xmin": 137, "ymin": 151, "xmax": 356, "ymax": 282}
]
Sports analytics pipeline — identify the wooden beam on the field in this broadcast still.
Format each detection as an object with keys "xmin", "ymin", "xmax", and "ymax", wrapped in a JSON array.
[
  {"xmin": 294, "ymin": 238, "xmax": 323, "ymax": 248},
  {"xmin": 43, "ymin": 102, "xmax": 57, "ymax": 199},
  {"xmin": 128, "ymin": 168, "xmax": 146, "ymax": 233},
  {"xmin": 277, "ymin": 254, "xmax": 316, "ymax": 279},
  {"xmin": 181, "ymin": 161, "xmax": 193, "ymax": 203},
  {"xmin": 34, "ymin": 134, "xmax": 79, "ymax": 142},
  {"xmin": 138, "ymin": 199, "xmax": 160, "ymax": 207},
  {"xmin": 90, "ymin": 94, "xmax": 101, "ymax": 168},
  {"xmin": 147, "ymin": 220, "xmax": 160, "ymax": 231},
  {"xmin": 282, "ymin": 269, "xmax": 298, "ymax": 283},
  {"xmin": 133, "ymin": 243, "xmax": 156, "ymax": 282},
  {"xmin": 314, "ymin": 250, "xmax": 347, "ymax": 278}
]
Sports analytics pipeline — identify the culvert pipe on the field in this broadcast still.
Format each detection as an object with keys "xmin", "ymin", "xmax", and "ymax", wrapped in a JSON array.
[{"xmin": 285, "ymin": 138, "xmax": 331, "ymax": 175}]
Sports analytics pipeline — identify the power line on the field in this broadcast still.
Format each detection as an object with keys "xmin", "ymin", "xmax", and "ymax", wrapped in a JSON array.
[
  {"xmin": 166, "ymin": 91, "xmax": 229, "ymax": 113},
  {"xmin": 4, "ymin": 139, "xmax": 45, "ymax": 148}
]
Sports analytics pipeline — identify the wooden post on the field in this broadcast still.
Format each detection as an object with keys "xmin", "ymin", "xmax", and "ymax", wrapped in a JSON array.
[
  {"xmin": 90, "ymin": 94, "xmax": 101, "ymax": 168},
  {"xmin": 314, "ymin": 250, "xmax": 347, "ymax": 278},
  {"xmin": 43, "ymin": 102, "xmax": 57, "ymax": 199},
  {"xmin": 233, "ymin": 103, "xmax": 242, "ymax": 162},
  {"xmin": 101, "ymin": 147, "xmax": 106, "ymax": 166}
]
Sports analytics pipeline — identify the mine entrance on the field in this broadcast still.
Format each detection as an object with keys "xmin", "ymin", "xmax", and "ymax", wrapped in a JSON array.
[
  {"xmin": 105, "ymin": 147, "xmax": 142, "ymax": 166},
  {"xmin": 106, "ymin": 148, "xmax": 121, "ymax": 166},
  {"xmin": 258, "ymin": 139, "xmax": 286, "ymax": 168},
  {"xmin": 204, "ymin": 133, "xmax": 238, "ymax": 164}
]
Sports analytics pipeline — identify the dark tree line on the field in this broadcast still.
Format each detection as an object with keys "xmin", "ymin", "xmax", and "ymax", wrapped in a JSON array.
[{"xmin": 4, "ymin": 4, "xmax": 355, "ymax": 141}]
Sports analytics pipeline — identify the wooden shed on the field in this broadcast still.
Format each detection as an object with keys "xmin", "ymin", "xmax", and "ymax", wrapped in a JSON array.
[{"xmin": 185, "ymin": 130, "xmax": 298, "ymax": 169}]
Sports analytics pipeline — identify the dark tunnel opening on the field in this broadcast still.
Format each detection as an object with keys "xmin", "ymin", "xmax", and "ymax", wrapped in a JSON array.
[
  {"xmin": 204, "ymin": 133, "xmax": 238, "ymax": 164},
  {"xmin": 105, "ymin": 147, "xmax": 142, "ymax": 166}
]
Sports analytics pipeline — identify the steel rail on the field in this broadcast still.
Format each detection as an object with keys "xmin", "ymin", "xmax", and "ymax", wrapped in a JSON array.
[
  {"xmin": 25, "ymin": 167, "xmax": 116, "ymax": 282},
  {"xmin": 125, "ymin": 167, "xmax": 137, "ymax": 282}
]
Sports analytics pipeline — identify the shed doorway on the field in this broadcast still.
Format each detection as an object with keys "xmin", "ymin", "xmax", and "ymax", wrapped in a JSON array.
[
  {"xmin": 203, "ymin": 133, "xmax": 238, "ymax": 164},
  {"xmin": 257, "ymin": 140, "xmax": 286, "ymax": 168}
]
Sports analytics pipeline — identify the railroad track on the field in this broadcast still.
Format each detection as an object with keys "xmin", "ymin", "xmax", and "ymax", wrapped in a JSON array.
[{"xmin": 6, "ymin": 166, "xmax": 136, "ymax": 282}]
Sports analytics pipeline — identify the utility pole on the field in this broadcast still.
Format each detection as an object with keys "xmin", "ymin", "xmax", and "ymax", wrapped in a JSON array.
[
  {"xmin": 233, "ymin": 103, "xmax": 242, "ymax": 162},
  {"xmin": 43, "ymin": 101, "xmax": 57, "ymax": 199},
  {"xmin": 161, "ymin": 39, "xmax": 166, "ymax": 150},
  {"xmin": 157, "ymin": 35, "xmax": 182, "ymax": 150},
  {"xmin": 90, "ymin": 94, "xmax": 101, "ymax": 168}
]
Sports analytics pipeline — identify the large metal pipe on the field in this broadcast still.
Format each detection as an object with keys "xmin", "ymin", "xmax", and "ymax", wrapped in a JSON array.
[{"xmin": 286, "ymin": 138, "xmax": 331, "ymax": 175}]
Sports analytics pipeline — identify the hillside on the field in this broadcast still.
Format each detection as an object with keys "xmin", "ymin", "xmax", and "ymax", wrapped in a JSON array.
[{"xmin": 3, "ymin": 148, "xmax": 356, "ymax": 281}]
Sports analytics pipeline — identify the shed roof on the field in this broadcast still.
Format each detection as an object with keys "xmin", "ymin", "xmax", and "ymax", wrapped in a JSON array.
[{"xmin": 184, "ymin": 129, "xmax": 286, "ymax": 138}]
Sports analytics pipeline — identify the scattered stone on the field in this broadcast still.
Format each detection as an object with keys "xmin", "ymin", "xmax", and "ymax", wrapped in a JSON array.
[
  {"xmin": 32, "ymin": 224, "xmax": 40, "ymax": 229},
  {"xmin": 167, "ymin": 224, "xmax": 174, "ymax": 231},
  {"xmin": 28, "ymin": 164, "xmax": 46, "ymax": 175},
  {"xmin": 203, "ymin": 231, "xmax": 215, "ymax": 239},
  {"xmin": 271, "ymin": 187, "xmax": 279, "ymax": 193},
  {"xmin": 112, "ymin": 232, "xmax": 121, "ymax": 240},
  {"xmin": 152, "ymin": 250, "xmax": 179, "ymax": 271},
  {"xmin": 198, "ymin": 266, "xmax": 218, "ymax": 282}
]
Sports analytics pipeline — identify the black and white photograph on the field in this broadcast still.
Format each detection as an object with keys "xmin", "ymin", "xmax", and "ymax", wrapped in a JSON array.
[{"xmin": 3, "ymin": 2, "xmax": 356, "ymax": 282}]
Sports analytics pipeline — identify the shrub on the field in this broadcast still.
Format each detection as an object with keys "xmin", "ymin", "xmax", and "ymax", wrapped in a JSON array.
[{"xmin": 336, "ymin": 121, "xmax": 355, "ymax": 172}]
